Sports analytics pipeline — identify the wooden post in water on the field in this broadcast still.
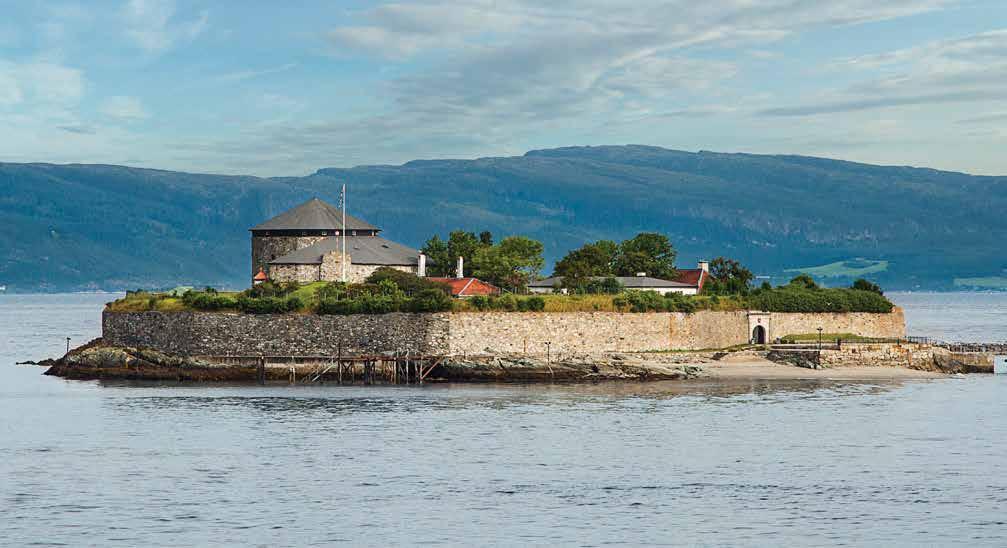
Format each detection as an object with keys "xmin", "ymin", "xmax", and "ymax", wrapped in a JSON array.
[{"xmin": 257, "ymin": 356, "xmax": 265, "ymax": 385}]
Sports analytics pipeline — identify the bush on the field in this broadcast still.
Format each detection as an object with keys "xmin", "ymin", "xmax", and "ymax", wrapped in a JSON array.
[
  {"xmin": 787, "ymin": 274, "xmax": 818, "ymax": 289},
  {"xmin": 366, "ymin": 267, "xmax": 450, "ymax": 295},
  {"xmin": 316, "ymin": 282, "xmax": 348, "ymax": 301},
  {"xmin": 614, "ymin": 290, "xmax": 667, "ymax": 312},
  {"xmin": 852, "ymin": 278, "xmax": 884, "ymax": 295},
  {"xmin": 317, "ymin": 298, "xmax": 360, "ymax": 315},
  {"xmin": 182, "ymin": 290, "xmax": 237, "ymax": 311},
  {"xmin": 409, "ymin": 288, "xmax": 453, "ymax": 312},
  {"xmin": 665, "ymin": 292, "xmax": 697, "ymax": 313},
  {"xmin": 495, "ymin": 294, "xmax": 518, "ymax": 311},
  {"xmin": 246, "ymin": 281, "xmax": 301, "ymax": 298},
  {"xmin": 524, "ymin": 296, "xmax": 545, "ymax": 311},
  {"xmin": 745, "ymin": 287, "xmax": 893, "ymax": 313},
  {"xmin": 469, "ymin": 295, "xmax": 491, "ymax": 310},
  {"xmin": 237, "ymin": 295, "xmax": 303, "ymax": 314}
]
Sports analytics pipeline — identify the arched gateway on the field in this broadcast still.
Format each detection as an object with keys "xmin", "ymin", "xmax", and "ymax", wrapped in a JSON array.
[{"xmin": 747, "ymin": 312, "xmax": 771, "ymax": 345}]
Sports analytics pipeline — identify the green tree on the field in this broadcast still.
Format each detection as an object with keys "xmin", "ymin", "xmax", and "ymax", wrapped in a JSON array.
[
  {"xmin": 472, "ymin": 236, "xmax": 545, "ymax": 292},
  {"xmin": 553, "ymin": 240, "xmax": 618, "ymax": 277},
  {"xmin": 788, "ymin": 273, "xmax": 819, "ymax": 289},
  {"xmin": 613, "ymin": 233, "xmax": 677, "ymax": 279},
  {"xmin": 420, "ymin": 235, "xmax": 450, "ymax": 277},
  {"xmin": 851, "ymin": 278, "xmax": 883, "ymax": 295},
  {"xmin": 479, "ymin": 231, "xmax": 494, "ymax": 246},
  {"xmin": 447, "ymin": 230, "xmax": 483, "ymax": 276},
  {"xmin": 706, "ymin": 257, "xmax": 754, "ymax": 295}
]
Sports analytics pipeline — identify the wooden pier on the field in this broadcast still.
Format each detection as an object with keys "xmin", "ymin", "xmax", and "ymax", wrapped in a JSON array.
[{"xmin": 195, "ymin": 353, "xmax": 446, "ymax": 385}]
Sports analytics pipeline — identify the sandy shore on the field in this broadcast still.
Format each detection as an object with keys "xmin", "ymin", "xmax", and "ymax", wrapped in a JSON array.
[{"xmin": 700, "ymin": 355, "xmax": 944, "ymax": 380}]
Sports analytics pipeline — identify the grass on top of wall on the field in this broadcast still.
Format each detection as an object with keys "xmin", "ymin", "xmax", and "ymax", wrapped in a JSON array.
[
  {"xmin": 106, "ymin": 281, "xmax": 893, "ymax": 316},
  {"xmin": 778, "ymin": 333, "xmax": 876, "ymax": 342},
  {"xmin": 106, "ymin": 292, "xmax": 205, "ymax": 312}
]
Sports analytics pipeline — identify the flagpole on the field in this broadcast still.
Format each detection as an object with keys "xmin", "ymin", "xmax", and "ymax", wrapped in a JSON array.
[{"xmin": 341, "ymin": 183, "xmax": 347, "ymax": 283}]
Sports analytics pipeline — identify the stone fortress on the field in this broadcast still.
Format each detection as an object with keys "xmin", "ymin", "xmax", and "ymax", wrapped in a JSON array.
[
  {"xmin": 99, "ymin": 196, "xmax": 909, "ymax": 365},
  {"xmin": 251, "ymin": 198, "xmax": 425, "ymax": 284}
]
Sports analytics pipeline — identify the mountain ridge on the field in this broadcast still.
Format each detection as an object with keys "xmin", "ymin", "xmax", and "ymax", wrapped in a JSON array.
[{"xmin": 2, "ymin": 145, "xmax": 1004, "ymax": 292}]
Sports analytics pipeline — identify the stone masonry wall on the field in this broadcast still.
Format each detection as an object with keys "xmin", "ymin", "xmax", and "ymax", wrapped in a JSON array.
[
  {"xmin": 103, "ymin": 309, "xmax": 905, "ymax": 358},
  {"xmin": 252, "ymin": 235, "xmax": 326, "ymax": 277},
  {"xmin": 103, "ymin": 311, "xmax": 449, "ymax": 357},
  {"xmin": 769, "ymin": 307, "xmax": 906, "ymax": 340},
  {"xmin": 446, "ymin": 311, "xmax": 751, "ymax": 355},
  {"xmin": 270, "ymin": 263, "xmax": 320, "ymax": 283},
  {"xmin": 319, "ymin": 252, "xmax": 416, "ymax": 284}
]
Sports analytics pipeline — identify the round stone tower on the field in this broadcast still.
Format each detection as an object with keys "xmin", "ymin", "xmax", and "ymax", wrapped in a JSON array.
[{"xmin": 249, "ymin": 198, "xmax": 379, "ymax": 279}]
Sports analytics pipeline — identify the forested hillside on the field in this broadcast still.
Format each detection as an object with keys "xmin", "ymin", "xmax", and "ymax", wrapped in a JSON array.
[{"xmin": 2, "ymin": 145, "xmax": 1005, "ymax": 292}]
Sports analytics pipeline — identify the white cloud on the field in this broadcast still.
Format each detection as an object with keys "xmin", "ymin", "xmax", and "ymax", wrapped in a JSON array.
[
  {"xmin": 122, "ymin": 0, "xmax": 208, "ymax": 53},
  {"xmin": 764, "ymin": 29, "xmax": 1007, "ymax": 116},
  {"xmin": 0, "ymin": 60, "xmax": 83, "ymax": 107},
  {"xmin": 101, "ymin": 96, "xmax": 150, "ymax": 121}
]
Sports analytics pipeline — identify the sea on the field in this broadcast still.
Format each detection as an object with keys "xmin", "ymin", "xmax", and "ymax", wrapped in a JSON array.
[{"xmin": 2, "ymin": 291, "xmax": 1006, "ymax": 546}]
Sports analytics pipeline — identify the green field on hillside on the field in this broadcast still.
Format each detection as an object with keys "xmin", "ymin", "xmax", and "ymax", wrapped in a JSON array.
[
  {"xmin": 785, "ymin": 259, "xmax": 889, "ymax": 279},
  {"xmin": 954, "ymin": 276, "xmax": 1007, "ymax": 289}
]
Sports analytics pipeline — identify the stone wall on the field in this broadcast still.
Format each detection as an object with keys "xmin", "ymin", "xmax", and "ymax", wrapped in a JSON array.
[
  {"xmin": 769, "ymin": 307, "xmax": 906, "ymax": 340},
  {"xmin": 252, "ymin": 235, "xmax": 326, "ymax": 277},
  {"xmin": 103, "ymin": 311, "xmax": 449, "ymax": 357},
  {"xmin": 268, "ymin": 251, "xmax": 418, "ymax": 284},
  {"xmin": 103, "ymin": 309, "xmax": 905, "ymax": 358},
  {"xmin": 270, "ymin": 264, "xmax": 320, "ymax": 283},
  {"xmin": 446, "ymin": 311, "xmax": 750, "ymax": 355}
]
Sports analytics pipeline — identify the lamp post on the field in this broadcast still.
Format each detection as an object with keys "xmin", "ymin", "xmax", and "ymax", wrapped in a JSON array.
[
  {"xmin": 817, "ymin": 327, "xmax": 823, "ymax": 368},
  {"xmin": 544, "ymin": 341, "xmax": 554, "ymax": 380}
]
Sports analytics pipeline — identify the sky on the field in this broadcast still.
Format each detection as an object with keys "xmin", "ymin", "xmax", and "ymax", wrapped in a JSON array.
[{"xmin": 1, "ymin": 0, "xmax": 1006, "ymax": 176}]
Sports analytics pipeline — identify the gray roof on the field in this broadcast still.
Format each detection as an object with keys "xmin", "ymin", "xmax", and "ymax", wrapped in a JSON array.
[
  {"xmin": 269, "ymin": 235, "xmax": 420, "ymax": 266},
  {"xmin": 529, "ymin": 276, "xmax": 696, "ymax": 289},
  {"xmin": 250, "ymin": 198, "xmax": 379, "ymax": 232}
]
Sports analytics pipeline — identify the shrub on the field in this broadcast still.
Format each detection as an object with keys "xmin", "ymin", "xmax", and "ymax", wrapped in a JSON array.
[
  {"xmin": 317, "ymin": 298, "xmax": 360, "ymax": 315},
  {"xmin": 851, "ymin": 278, "xmax": 884, "ymax": 295},
  {"xmin": 366, "ymin": 267, "xmax": 450, "ymax": 295},
  {"xmin": 524, "ymin": 296, "xmax": 545, "ymax": 311},
  {"xmin": 469, "ymin": 295, "xmax": 490, "ymax": 310},
  {"xmin": 745, "ymin": 287, "xmax": 893, "ymax": 313},
  {"xmin": 237, "ymin": 295, "xmax": 302, "ymax": 314},
  {"xmin": 246, "ymin": 281, "xmax": 301, "ymax": 298},
  {"xmin": 316, "ymin": 282, "xmax": 348, "ymax": 301},
  {"xmin": 182, "ymin": 290, "xmax": 237, "ymax": 311},
  {"xmin": 615, "ymin": 290, "xmax": 668, "ymax": 312},
  {"xmin": 665, "ymin": 292, "xmax": 697, "ymax": 313},
  {"xmin": 787, "ymin": 274, "xmax": 818, "ymax": 289},
  {"xmin": 409, "ymin": 288, "xmax": 453, "ymax": 312},
  {"xmin": 494, "ymin": 294, "xmax": 518, "ymax": 311}
]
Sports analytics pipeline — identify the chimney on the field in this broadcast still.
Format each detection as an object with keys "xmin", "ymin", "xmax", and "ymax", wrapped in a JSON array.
[
  {"xmin": 417, "ymin": 253, "xmax": 427, "ymax": 277},
  {"xmin": 456, "ymin": 256, "xmax": 464, "ymax": 279},
  {"xmin": 698, "ymin": 260, "xmax": 710, "ymax": 273}
]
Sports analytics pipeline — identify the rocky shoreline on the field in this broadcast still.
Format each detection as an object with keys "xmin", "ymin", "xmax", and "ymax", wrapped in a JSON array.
[{"xmin": 25, "ymin": 338, "xmax": 993, "ymax": 383}]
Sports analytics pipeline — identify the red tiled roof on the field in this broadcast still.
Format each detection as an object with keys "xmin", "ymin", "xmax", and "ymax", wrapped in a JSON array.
[
  {"xmin": 673, "ymin": 269, "xmax": 708, "ymax": 292},
  {"xmin": 253, "ymin": 269, "xmax": 269, "ymax": 281},
  {"xmin": 428, "ymin": 277, "xmax": 502, "ymax": 297}
]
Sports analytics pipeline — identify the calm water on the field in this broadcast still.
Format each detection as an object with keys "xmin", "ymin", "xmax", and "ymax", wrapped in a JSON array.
[
  {"xmin": 3, "ymin": 293, "xmax": 1007, "ymax": 546},
  {"xmin": 890, "ymin": 291, "xmax": 1007, "ymax": 342}
]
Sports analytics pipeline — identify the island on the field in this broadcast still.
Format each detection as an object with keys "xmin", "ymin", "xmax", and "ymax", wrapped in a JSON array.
[{"xmin": 43, "ymin": 198, "xmax": 995, "ymax": 383}]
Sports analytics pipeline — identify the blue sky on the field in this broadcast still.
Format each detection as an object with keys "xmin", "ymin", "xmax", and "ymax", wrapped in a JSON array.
[{"xmin": 1, "ymin": 0, "xmax": 1005, "ymax": 176}]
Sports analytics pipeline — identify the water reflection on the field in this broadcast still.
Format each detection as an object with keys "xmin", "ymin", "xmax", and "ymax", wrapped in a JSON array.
[{"xmin": 103, "ymin": 378, "xmax": 910, "ymax": 417}]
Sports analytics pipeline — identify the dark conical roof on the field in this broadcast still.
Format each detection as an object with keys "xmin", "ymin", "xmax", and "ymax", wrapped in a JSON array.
[{"xmin": 250, "ymin": 198, "xmax": 379, "ymax": 232}]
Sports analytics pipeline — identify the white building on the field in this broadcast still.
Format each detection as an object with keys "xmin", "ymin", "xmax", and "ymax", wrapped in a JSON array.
[{"xmin": 528, "ymin": 261, "xmax": 711, "ymax": 295}]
